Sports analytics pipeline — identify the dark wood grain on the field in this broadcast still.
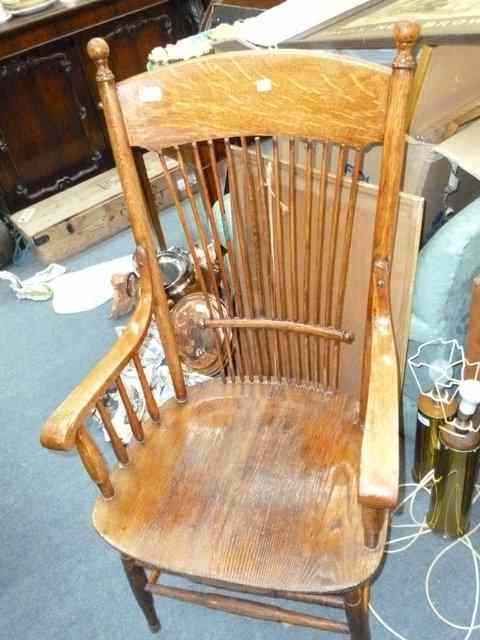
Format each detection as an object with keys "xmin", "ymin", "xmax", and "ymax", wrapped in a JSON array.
[
  {"xmin": 0, "ymin": 0, "xmax": 199, "ymax": 212},
  {"xmin": 121, "ymin": 555, "xmax": 160, "ymax": 632},
  {"xmin": 0, "ymin": 0, "xmax": 179, "ymax": 58},
  {"xmin": 344, "ymin": 585, "xmax": 371, "ymax": 640},
  {"xmin": 0, "ymin": 38, "xmax": 108, "ymax": 211}
]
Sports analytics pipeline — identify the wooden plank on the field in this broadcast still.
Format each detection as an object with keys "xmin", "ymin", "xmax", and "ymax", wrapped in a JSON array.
[
  {"xmin": 406, "ymin": 43, "xmax": 432, "ymax": 131},
  {"xmin": 11, "ymin": 152, "xmax": 197, "ymax": 264},
  {"xmin": 410, "ymin": 43, "xmax": 480, "ymax": 143},
  {"xmin": 12, "ymin": 152, "xmax": 174, "ymax": 235}
]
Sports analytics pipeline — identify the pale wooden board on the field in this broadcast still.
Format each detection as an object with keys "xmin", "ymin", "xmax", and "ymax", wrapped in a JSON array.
[
  {"xmin": 21, "ymin": 174, "xmax": 173, "ymax": 264},
  {"xmin": 341, "ymin": 177, "xmax": 423, "ymax": 395},
  {"xmin": 12, "ymin": 152, "xmax": 174, "ymax": 238},
  {"xmin": 410, "ymin": 43, "xmax": 480, "ymax": 142},
  {"xmin": 434, "ymin": 120, "xmax": 480, "ymax": 182},
  {"xmin": 11, "ymin": 153, "xmax": 194, "ymax": 264}
]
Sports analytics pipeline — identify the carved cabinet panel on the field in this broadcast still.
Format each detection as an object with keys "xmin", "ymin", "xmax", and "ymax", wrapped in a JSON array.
[
  {"xmin": 0, "ymin": 39, "xmax": 108, "ymax": 211},
  {"xmin": 78, "ymin": 3, "xmax": 175, "ymax": 147},
  {"xmin": 81, "ymin": 5, "xmax": 174, "ymax": 81},
  {"xmin": 0, "ymin": 0, "xmax": 202, "ymax": 214}
]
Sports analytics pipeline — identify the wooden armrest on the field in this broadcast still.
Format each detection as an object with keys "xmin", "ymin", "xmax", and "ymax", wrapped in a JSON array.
[
  {"xmin": 40, "ymin": 253, "xmax": 153, "ymax": 452},
  {"xmin": 359, "ymin": 262, "xmax": 400, "ymax": 510}
]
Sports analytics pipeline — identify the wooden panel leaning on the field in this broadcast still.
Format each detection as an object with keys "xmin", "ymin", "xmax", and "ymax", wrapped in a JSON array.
[{"xmin": 39, "ymin": 22, "xmax": 420, "ymax": 640}]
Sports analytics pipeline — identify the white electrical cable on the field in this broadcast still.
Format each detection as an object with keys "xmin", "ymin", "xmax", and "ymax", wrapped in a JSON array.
[
  {"xmin": 384, "ymin": 476, "xmax": 433, "ymax": 554},
  {"xmin": 370, "ymin": 479, "xmax": 480, "ymax": 639}
]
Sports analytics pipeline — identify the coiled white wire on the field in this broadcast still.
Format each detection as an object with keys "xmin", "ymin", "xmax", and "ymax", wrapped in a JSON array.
[{"xmin": 370, "ymin": 471, "xmax": 480, "ymax": 639}]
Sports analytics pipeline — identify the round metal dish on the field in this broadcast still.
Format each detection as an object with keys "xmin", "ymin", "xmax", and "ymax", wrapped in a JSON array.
[
  {"xmin": 170, "ymin": 292, "xmax": 230, "ymax": 376},
  {"xmin": 157, "ymin": 249, "xmax": 194, "ymax": 301}
]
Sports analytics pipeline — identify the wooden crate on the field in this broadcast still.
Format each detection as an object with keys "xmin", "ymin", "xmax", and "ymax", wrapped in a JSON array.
[{"xmin": 11, "ymin": 153, "xmax": 196, "ymax": 264}]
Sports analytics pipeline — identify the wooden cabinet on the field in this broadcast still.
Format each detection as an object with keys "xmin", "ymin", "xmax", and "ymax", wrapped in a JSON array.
[
  {"xmin": 0, "ymin": 37, "xmax": 108, "ymax": 211},
  {"xmin": 0, "ymin": 0, "xmax": 205, "ymax": 214}
]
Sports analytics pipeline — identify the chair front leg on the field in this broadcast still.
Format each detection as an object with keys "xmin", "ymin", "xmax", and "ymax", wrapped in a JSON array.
[
  {"xmin": 361, "ymin": 506, "xmax": 386, "ymax": 549},
  {"xmin": 344, "ymin": 584, "xmax": 370, "ymax": 640},
  {"xmin": 121, "ymin": 555, "xmax": 160, "ymax": 633}
]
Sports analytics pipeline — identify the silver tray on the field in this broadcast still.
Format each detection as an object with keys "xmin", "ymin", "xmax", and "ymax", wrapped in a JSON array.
[{"xmin": 157, "ymin": 249, "xmax": 194, "ymax": 300}]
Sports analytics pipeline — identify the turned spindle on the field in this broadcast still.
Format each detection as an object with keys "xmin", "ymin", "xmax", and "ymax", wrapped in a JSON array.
[{"xmin": 76, "ymin": 424, "xmax": 114, "ymax": 498}]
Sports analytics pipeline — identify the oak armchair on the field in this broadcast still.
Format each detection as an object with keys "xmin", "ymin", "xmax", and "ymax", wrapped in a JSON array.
[{"xmin": 41, "ymin": 21, "xmax": 419, "ymax": 640}]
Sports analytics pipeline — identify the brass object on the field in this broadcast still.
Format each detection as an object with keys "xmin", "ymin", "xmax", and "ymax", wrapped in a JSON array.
[
  {"xmin": 412, "ymin": 392, "xmax": 457, "ymax": 483},
  {"xmin": 427, "ymin": 424, "xmax": 480, "ymax": 538},
  {"xmin": 110, "ymin": 272, "xmax": 139, "ymax": 319},
  {"xmin": 170, "ymin": 292, "xmax": 230, "ymax": 376}
]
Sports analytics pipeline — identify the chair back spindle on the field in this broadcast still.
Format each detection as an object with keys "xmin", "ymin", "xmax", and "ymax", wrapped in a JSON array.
[
  {"xmin": 96, "ymin": 400, "xmax": 129, "ymax": 466},
  {"xmin": 87, "ymin": 23, "xmax": 419, "ymax": 401},
  {"xmin": 76, "ymin": 424, "xmax": 114, "ymax": 499}
]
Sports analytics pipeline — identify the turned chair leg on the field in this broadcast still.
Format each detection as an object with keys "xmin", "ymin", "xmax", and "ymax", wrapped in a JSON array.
[
  {"xmin": 344, "ymin": 584, "xmax": 370, "ymax": 640},
  {"xmin": 361, "ymin": 506, "xmax": 386, "ymax": 549},
  {"xmin": 121, "ymin": 555, "xmax": 160, "ymax": 633}
]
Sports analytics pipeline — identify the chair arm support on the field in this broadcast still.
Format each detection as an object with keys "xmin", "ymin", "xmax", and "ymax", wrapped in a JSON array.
[
  {"xmin": 40, "ymin": 256, "xmax": 153, "ymax": 452},
  {"xmin": 359, "ymin": 265, "xmax": 400, "ymax": 511}
]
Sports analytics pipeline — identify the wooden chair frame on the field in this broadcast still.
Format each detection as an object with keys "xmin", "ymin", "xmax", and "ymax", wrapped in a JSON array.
[{"xmin": 40, "ymin": 22, "xmax": 420, "ymax": 640}]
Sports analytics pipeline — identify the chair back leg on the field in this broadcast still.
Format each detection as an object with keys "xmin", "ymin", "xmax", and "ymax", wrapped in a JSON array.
[
  {"xmin": 344, "ymin": 584, "xmax": 371, "ymax": 640},
  {"xmin": 121, "ymin": 555, "xmax": 161, "ymax": 633}
]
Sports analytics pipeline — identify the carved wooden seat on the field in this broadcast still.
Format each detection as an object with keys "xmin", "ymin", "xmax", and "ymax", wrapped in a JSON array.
[
  {"xmin": 40, "ymin": 21, "xmax": 420, "ymax": 640},
  {"xmin": 94, "ymin": 379, "xmax": 385, "ymax": 594}
]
